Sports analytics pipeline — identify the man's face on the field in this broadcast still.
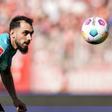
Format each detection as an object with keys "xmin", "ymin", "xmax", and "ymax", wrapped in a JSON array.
[{"xmin": 14, "ymin": 21, "xmax": 34, "ymax": 54}]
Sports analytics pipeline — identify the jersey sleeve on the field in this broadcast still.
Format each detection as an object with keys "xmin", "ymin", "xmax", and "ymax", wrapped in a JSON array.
[{"xmin": 0, "ymin": 33, "xmax": 9, "ymax": 58}]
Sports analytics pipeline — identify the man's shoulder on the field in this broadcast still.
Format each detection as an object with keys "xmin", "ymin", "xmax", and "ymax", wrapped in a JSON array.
[{"xmin": 0, "ymin": 33, "xmax": 9, "ymax": 40}]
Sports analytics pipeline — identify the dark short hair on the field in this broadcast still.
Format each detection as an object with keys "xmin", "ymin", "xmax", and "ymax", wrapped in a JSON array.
[{"xmin": 9, "ymin": 15, "xmax": 33, "ymax": 31}]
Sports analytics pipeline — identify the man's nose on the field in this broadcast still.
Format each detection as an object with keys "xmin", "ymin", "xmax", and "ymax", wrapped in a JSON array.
[{"xmin": 27, "ymin": 34, "xmax": 32, "ymax": 41}]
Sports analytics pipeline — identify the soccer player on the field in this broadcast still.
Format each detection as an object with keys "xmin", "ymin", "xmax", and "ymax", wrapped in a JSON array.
[{"xmin": 0, "ymin": 16, "xmax": 34, "ymax": 112}]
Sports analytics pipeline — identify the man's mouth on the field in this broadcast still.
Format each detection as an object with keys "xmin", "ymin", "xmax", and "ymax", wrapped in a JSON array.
[
  {"xmin": 24, "ymin": 41, "xmax": 30, "ymax": 46},
  {"xmin": 23, "ymin": 43, "xmax": 28, "ymax": 47}
]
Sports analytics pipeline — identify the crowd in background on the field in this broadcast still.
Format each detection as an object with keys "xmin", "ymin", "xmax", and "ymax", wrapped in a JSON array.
[{"xmin": 0, "ymin": 0, "xmax": 112, "ymax": 94}]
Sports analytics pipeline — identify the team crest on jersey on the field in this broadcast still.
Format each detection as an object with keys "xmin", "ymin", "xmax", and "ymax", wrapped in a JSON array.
[{"xmin": 0, "ymin": 47, "xmax": 4, "ymax": 56}]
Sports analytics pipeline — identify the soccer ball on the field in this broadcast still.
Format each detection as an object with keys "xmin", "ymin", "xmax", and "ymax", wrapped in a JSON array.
[{"xmin": 81, "ymin": 16, "xmax": 109, "ymax": 44}]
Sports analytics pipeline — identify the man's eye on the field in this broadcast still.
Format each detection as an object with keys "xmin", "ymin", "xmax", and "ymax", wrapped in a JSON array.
[{"xmin": 23, "ymin": 31, "xmax": 29, "ymax": 35}]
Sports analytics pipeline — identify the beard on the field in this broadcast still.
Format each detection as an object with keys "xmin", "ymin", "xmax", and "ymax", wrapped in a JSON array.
[{"xmin": 16, "ymin": 41, "xmax": 28, "ymax": 54}]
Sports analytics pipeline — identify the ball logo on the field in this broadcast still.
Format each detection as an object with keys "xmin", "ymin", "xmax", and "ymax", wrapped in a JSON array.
[
  {"xmin": 85, "ymin": 19, "xmax": 91, "ymax": 25},
  {"xmin": 0, "ymin": 47, "xmax": 4, "ymax": 56},
  {"xmin": 98, "ymin": 19, "xmax": 105, "ymax": 26}
]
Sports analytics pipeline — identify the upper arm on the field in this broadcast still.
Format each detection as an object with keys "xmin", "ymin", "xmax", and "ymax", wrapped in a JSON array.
[{"xmin": 1, "ymin": 66, "xmax": 11, "ymax": 76}]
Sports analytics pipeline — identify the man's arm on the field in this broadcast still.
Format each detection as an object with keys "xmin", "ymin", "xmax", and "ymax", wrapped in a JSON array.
[
  {"xmin": 1, "ymin": 67, "xmax": 17, "ymax": 99},
  {"xmin": 0, "ymin": 67, "xmax": 27, "ymax": 112}
]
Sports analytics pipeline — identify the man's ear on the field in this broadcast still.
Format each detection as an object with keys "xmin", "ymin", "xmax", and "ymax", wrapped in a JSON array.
[
  {"xmin": 10, "ymin": 30, "xmax": 15, "ymax": 38},
  {"xmin": 10, "ymin": 30, "xmax": 14, "ymax": 35}
]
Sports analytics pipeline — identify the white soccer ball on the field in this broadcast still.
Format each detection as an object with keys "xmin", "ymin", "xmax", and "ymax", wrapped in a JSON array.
[{"xmin": 81, "ymin": 16, "xmax": 109, "ymax": 44}]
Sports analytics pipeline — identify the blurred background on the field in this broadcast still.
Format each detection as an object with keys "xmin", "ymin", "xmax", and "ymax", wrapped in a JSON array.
[{"xmin": 0, "ymin": 0, "xmax": 112, "ymax": 107}]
